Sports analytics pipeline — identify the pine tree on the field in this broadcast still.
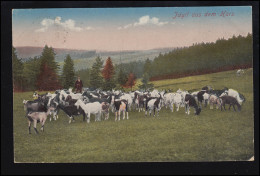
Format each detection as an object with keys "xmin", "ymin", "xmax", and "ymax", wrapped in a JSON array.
[
  {"xmin": 89, "ymin": 56, "xmax": 103, "ymax": 89},
  {"xmin": 102, "ymin": 57, "xmax": 114, "ymax": 80},
  {"xmin": 143, "ymin": 58, "xmax": 152, "ymax": 76},
  {"xmin": 36, "ymin": 64, "xmax": 62, "ymax": 91},
  {"xmin": 62, "ymin": 54, "xmax": 75, "ymax": 89},
  {"xmin": 23, "ymin": 56, "xmax": 41, "ymax": 90},
  {"xmin": 138, "ymin": 73, "xmax": 154, "ymax": 91},
  {"xmin": 40, "ymin": 45, "xmax": 60, "ymax": 73},
  {"xmin": 102, "ymin": 57, "xmax": 116, "ymax": 90},
  {"xmin": 125, "ymin": 73, "xmax": 136, "ymax": 91},
  {"xmin": 12, "ymin": 47, "xmax": 24, "ymax": 91},
  {"xmin": 117, "ymin": 66, "xmax": 128, "ymax": 86},
  {"xmin": 36, "ymin": 45, "xmax": 62, "ymax": 90}
]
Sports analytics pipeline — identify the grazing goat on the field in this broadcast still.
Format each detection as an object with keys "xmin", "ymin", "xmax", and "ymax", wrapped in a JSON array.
[
  {"xmin": 237, "ymin": 69, "xmax": 244, "ymax": 76},
  {"xmin": 226, "ymin": 89, "xmax": 245, "ymax": 105},
  {"xmin": 57, "ymin": 102, "xmax": 86, "ymax": 123},
  {"xmin": 185, "ymin": 94, "xmax": 201, "ymax": 115},
  {"xmin": 220, "ymin": 96, "xmax": 241, "ymax": 112}
]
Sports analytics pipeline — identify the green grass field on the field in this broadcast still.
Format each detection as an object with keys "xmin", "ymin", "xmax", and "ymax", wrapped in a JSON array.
[{"xmin": 13, "ymin": 69, "xmax": 254, "ymax": 163}]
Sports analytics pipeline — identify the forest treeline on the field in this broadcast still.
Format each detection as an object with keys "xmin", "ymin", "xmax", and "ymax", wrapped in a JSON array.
[
  {"xmin": 76, "ymin": 60, "xmax": 145, "ymax": 88},
  {"xmin": 12, "ymin": 45, "xmax": 146, "ymax": 91},
  {"xmin": 12, "ymin": 33, "xmax": 252, "ymax": 91},
  {"xmin": 149, "ymin": 33, "xmax": 253, "ymax": 81}
]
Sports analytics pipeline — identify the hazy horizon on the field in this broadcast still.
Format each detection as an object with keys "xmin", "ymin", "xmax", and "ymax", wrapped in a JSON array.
[
  {"xmin": 12, "ymin": 6, "xmax": 252, "ymax": 51},
  {"xmin": 13, "ymin": 45, "xmax": 178, "ymax": 52}
]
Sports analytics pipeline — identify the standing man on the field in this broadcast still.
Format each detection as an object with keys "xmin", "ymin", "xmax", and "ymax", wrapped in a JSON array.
[{"xmin": 75, "ymin": 76, "xmax": 83, "ymax": 93}]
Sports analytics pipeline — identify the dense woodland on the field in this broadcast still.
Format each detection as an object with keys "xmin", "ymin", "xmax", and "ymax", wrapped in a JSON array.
[
  {"xmin": 12, "ymin": 34, "xmax": 252, "ymax": 91},
  {"xmin": 149, "ymin": 33, "xmax": 253, "ymax": 80}
]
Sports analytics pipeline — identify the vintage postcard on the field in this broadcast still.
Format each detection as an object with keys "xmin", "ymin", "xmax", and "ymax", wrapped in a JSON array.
[{"xmin": 12, "ymin": 6, "xmax": 254, "ymax": 163}]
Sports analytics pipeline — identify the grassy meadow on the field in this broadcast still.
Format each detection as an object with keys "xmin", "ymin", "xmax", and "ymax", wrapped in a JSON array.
[{"xmin": 13, "ymin": 69, "xmax": 254, "ymax": 163}]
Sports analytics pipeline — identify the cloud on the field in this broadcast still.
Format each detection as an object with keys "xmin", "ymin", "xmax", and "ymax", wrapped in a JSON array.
[
  {"xmin": 118, "ymin": 15, "xmax": 168, "ymax": 30},
  {"xmin": 85, "ymin": 26, "xmax": 95, "ymax": 30},
  {"xmin": 35, "ymin": 16, "xmax": 83, "ymax": 32}
]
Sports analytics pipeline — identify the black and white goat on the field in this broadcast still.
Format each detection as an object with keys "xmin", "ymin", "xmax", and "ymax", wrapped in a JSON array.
[
  {"xmin": 184, "ymin": 94, "xmax": 201, "ymax": 115},
  {"xmin": 145, "ymin": 97, "xmax": 163, "ymax": 117},
  {"xmin": 111, "ymin": 95, "xmax": 129, "ymax": 121},
  {"xmin": 197, "ymin": 90, "xmax": 210, "ymax": 108},
  {"xmin": 57, "ymin": 102, "xmax": 86, "ymax": 123}
]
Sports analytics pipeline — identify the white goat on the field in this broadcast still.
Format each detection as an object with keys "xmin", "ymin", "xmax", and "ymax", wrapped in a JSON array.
[{"xmin": 74, "ymin": 99, "xmax": 103, "ymax": 123}]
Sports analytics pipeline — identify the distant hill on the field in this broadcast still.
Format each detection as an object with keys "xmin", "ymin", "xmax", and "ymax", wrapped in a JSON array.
[
  {"xmin": 15, "ymin": 46, "xmax": 175, "ymax": 71},
  {"xmin": 15, "ymin": 46, "xmax": 97, "ymax": 62}
]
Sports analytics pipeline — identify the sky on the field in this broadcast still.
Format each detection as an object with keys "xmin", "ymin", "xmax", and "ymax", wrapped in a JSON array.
[{"xmin": 12, "ymin": 6, "xmax": 252, "ymax": 51}]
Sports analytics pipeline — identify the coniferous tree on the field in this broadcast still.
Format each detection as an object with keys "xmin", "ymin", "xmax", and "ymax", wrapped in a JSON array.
[
  {"xmin": 12, "ymin": 47, "xmax": 24, "ymax": 91},
  {"xmin": 125, "ymin": 73, "xmax": 136, "ymax": 91},
  {"xmin": 143, "ymin": 58, "xmax": 152, "ymax": 77},
  {"xmin": 102, "ymin": 57, "xmax": 114, "ymax": 80},
  {"xmin": 36, "ymin": 64, "xmax": 62, "ymax": 91},
  {"xmin": 36, "ymin": 45, "xmax": 62, "ymax": 90},
  {"xmin": 40, "ymin": 45, "xmax": 60, "ymax": 73},
  {"xmin": 89, "ymin": 56, "xmax": 103, "ymax": 89},
  {"xmin": 62, "ymin": 54, "xmax": 75, "ymax": 89},
  {"xmin": 117, "ymin": 66, "xmax": 128, "ymax": 86},
  {"xmin": 149, "ymin": 34, "xmax": 253, "ymax": 81},
  {"xmin": 138, "ymin": 73, "xmax": 154, "ymax": 91},
  {"xmin": 23, "ymin": 56, "xmax": 41, "ymax": 90},
  {"xmin": 102, "ymin": 57, "xmax": 116, "ymax": 90}
]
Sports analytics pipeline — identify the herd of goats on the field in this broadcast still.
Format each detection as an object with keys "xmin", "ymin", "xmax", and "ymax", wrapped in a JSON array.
[{"xmin": 22, "ymin": 85, "xmax": 245, "ymax": 134}]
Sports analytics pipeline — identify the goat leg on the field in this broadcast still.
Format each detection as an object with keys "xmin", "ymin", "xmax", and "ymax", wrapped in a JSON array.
[
  {"xmin": 34, "ymin": 128, "xmax": 39, "ymax": 134},
  {"xmin": 41, "ymin": 119, "xmax": 46, "ymax": 132},
  {"xmin": 83, "ymin": 113, "xmax": 86, "ymax": 121},
  {"xmin": 28, "ymin": 121, "xmax": 31, "ymax": 134},
  {"xmin": 41, "ymin": 125, "xmax": 44, "ymax": 132},
  {"xmin": 69, "ymin": 116, "xmax": 73, "ymax": 124},
  {"xmin": 33, "ymin": 120, "xmax": 39, "ymax": 134}
]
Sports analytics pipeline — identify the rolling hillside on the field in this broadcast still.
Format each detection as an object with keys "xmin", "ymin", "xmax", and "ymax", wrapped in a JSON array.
[{"xmin": 15, "ymin": 46, "xmax": 175, "ymax": 70}]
